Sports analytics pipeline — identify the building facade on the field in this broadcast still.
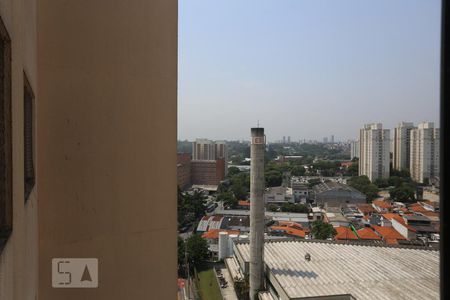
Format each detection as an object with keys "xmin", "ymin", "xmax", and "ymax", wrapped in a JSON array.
[
  {"xmin": 410, "ymin": 122, "xmax": 440, "ymax": 183},
  {"xmin": 350, "ymin": 140, "xmax": 360, "ymax": 159},
  {"xmin": 393, "ymin": 121, "xmax": 415, "ymax": 171},
  {"xmin": 0, "ymin": 2, "xmax": 38, "ymax": 298},
  {"xmin": 177, "ymin": 153, "xmax": 191, "ymax": 190},
  {"xmin": 191, "ymin": 159, "xmax": 225, "ymax": 186},
  {"xmin": 359, "ymin": 123, "xmax": 390, "ymax": 181}
]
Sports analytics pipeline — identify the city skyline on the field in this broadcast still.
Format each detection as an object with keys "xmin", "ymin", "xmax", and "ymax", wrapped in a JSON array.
[{"xmin": 178, "ymin": 0, "xmax": 440, "ymax": 141}]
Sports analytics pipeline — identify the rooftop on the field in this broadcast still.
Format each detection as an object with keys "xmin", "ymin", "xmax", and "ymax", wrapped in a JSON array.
[{"xmin": 235, "ymin": 240, "xmax": 439, "ymax": 300}]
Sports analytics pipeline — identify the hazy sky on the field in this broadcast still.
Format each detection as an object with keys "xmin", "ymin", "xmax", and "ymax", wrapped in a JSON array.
[{"xmin": 178, "ymin": 0, "xmax": 441, "ymax": 142}]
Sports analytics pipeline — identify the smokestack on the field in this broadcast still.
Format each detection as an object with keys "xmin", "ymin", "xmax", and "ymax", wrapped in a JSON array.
[{"xmin": 250, "ymin": 127, "xmax": 265, "ymax": 299}]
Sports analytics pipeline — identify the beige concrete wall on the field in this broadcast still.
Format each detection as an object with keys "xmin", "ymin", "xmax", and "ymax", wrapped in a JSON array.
[
  {"xmin": 0, "ymin": 0, "xmax": 39, "ymax": 299},
  {"xmin": 37, "ymin": 1, "xmax": 177, "ymax": 299}
]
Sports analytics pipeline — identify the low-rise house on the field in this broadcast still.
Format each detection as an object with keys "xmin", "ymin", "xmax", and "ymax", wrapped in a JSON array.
[
  {"xmin": 371, "ymin": 225, "xmax": 407, "ymax": 245},
  {"xmin": 220, "ymin": 215, "xmax": 250, "ymax": 232},
  {"xmin": 372, "ymin": 199, "xmax": 392, "ymax": 213},
  {"xmin": 381, "ymin": 213, "xmax": 417, "ymax": 240},
  {"xmin": 236, "ymin": 200, "xmax": 250, "ymax": 210},
  {"xmin": 334, "ymin": 227, "xmax": 358, "ymax": 240},
  {"xmin": 356, "ymin": 203, "xmax": 376, "ymax": 216},
  {"xmin": 324, "ymin": 207, "xmax": 350, "ymax": 227},
  {"xmin": 264, "ymin": 186, "xmax": 294, "ymax": 204},
  {"xmin": 268, "ymin": 221, "xmax": 308, "ymax": 239},
  {"xmin": 357, "ymin": 227, "xmax": 382, "ymax": 241},
  {"xmin": 291, "ymin": 178, "xmax": 309, "ymax": 203},
  {"xmin": 196, "ymin": 215, "xmax": 224, "ymax": 232}
]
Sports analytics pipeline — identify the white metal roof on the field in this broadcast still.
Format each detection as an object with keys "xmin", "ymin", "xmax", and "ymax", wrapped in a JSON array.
[{"xmin": 235, "ymin": 240, "xmax": 439, "ymax": 300}]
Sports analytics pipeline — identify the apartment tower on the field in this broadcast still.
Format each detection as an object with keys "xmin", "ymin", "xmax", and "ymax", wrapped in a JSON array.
[
  {"xmin": 393, "ymin": 122, "xmax": 415, "ymax": 171},
  {"xmin": 350, "ymin": 140, "xmax": 360, "ymax": 159},
  {"xmin": 359, "ymin": 123, "xmax": 390, "ymax": 181},
  {"xmin": 410, "ymin": 122, "xmax": 440, "ymax": 183}
]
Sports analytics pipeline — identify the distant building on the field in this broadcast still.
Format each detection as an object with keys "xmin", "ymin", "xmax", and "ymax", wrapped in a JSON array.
[
  {"xmin": 290, "ymin": 178, "xmax": 309, "ymax": 203},
  {"xmin": 393, "ymin": 122, "xmax": 415, "ymax": 171},
  {"xmin": 350, "ymin": 140, "xmax": 360, "ymax": 159},
  {"xmin": 287, "ymin": 136, "xmax": 291, "ymax": 144},
  {"xmin": 359, "ymin": 123, "xmax": 390, "ymax": 181},
  {"xmin": 410, "ymin": 122, "xmax": 440, "ymax": 183},
  {"xmin": 330, "ymin": 134, "xmax": 335, "ymax": 143},
  {"xmin": 191, "ymin": 159, "xmax": 225, "ymax": 186},
  {"xmin": 323, "ymin": 137, "xmax": 328, "ymax": 144},
  {"xmin": 264, "ymin": 186, "xmax": 294, "ymax": 204},
  {"xmin": 313, "ymin": 182, "xmax": 366, "ymax": 206},
  {"xmin": 177, "ymin": 153, "xmax": 191, "ymax": 190}
]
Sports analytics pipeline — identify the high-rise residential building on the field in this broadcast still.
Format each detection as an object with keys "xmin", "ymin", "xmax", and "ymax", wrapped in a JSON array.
[
  {"xmin": 393, "ymin": 122, "xmax": 415, "ymax": 171},
  {"xmin": 192, "ymin": 139, "xmax": 228, "ymax": 161},
  {"xmin": 323, "ymin": 137, "xmax": 328, "ymax": 144},
  {"xmin": 359, "ymin": 123, "xmax": 390, "ymax": 181},
  {"xmin": 350, "ymin": 140, "xmax": 360, "ymax": 159},
  {"xmin": 282, "ymin": 136, "xmax": 286, "ymax": 144},
  {"xmin": 191, "ymin": 139, "xmax": 228, "ymax": 185},
  {"xmin": 287, "ymin": 136, "xmax": 291, "ymax": 144},
  {"xmin": 331, "ymin": 135, "xmax": 335, "ymax": 143},
  {"xmin": 410, "ymin": 122, "xmax": 440, "ymax": 184}
]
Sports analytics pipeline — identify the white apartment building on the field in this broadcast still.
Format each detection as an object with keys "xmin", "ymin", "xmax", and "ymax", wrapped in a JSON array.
[
  {"xmin": 410, "ymin": 122, "xmax": 440, "ymax": 183},
  {"xmin": 350, "ymin": 140, "xmax": 360, "ymax": 159},
  {"xmin": 393, "ymin": 122, "xmax": 415, "ymax": 171},
  {"xmin": 359, "ymin": 123, "xmax": 390, "ymax": 181}
]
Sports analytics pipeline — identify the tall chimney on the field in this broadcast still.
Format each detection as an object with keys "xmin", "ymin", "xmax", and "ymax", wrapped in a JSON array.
[{"xmin": 249, "ymin": 127, "xmax": 265, "ymax": 299}]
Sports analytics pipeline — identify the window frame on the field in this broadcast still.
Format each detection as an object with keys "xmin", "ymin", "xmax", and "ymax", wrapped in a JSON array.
[{"xmin": 0, "ymin": 16, "xmax": 12, "ymax": 253}]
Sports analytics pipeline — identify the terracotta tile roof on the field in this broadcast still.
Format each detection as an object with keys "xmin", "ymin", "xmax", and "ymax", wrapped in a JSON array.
[
  {"xmin": 334, "ymin": 227, "xmax": 358, "ymax": 240},
  {"xmin": 409, "ymin": 203, "xmax": 428, "ymax": 213},
  {"xmin": 385, "ymin": 238, "xmax": 399, "ymax": 245},
  {"xmin": 211, "ymin": 215, "xmax": 223, "ymax": 221},
  {"xmin": 371, "ymin": 225, "xmax": 407, "ymax": 241},
  {"xmin": 420, "ymin": 211, "xmax": 440, "ymax": 218},
  {"xmin": 238, "ymin": 200, "xmax": 250, "ymax": 206},
  {"xmin": 381, "ymin": 213, "xmax": 417, "ymax": 232},
  {"xmin": 356, "ymin": 204, "xmax": 376, "ymax": 215},
  {"xmin": 357, "ymin": 228, "xmax": 381, "ymax": 240},
  {"xmin": 277, "ymin": 221, "xmax": 303, "ymax": 230},
  {"xmin": 270, "ymin": 226, "xmax": 306, "ymax": 238},
  {"xmin": 373, "ymin": 200, "xmax": 392, "ymax": 209},
  {"xmin": 201, "ymin": 229, "xmax": 240, "ymax": 239}
]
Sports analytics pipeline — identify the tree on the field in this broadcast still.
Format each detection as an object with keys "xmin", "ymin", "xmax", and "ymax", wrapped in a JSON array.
[
  {"xmin": 348, "ymin": 176, "xmax": 379, "ymax": 201},
  {"xmin": 374, "ymin": 178, "xmax": 389, "ymax": 188},
  {"xmin": 347, "ymin": 162, "xmax": 358, "ymax": 176},
  {"xmin": 227, "ymin": 166, "xmax": 241, "ymax": 177},
  {"xmin": 290, "ymin": 165, "xmax": 306, "ymax": 176},
  {"xmin": 265, "ymin": 170, "xmax": 283, "ymax": 187},
  {"xmin": 186, "ymin": 234, "xmax": 209, "ymax": 268},
  {"xmin": 280, "ymin": 202, "xmax": 309, "ymax": 213},
  {"xmin": 310, "ymin": 220, "xmax": 337, "ymax": 240},
  {"xmin": 178, "ymin": 237, "xmax": 185, "ymax": 274},
  {"xmin": 389, "ymin": 182, "xmax": 415, "ymax": 202},
  {"xmin": 267, "ymin": 204, "xmax": 279, "ymax": 212},
  {"xmin": 217, "ymin": 191, "xmax": 238, "ymax": 208}
]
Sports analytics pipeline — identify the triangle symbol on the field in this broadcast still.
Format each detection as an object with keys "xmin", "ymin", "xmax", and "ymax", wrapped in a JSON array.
[{"xmin": 81, "ymin": 265, "xmax": 92, "ymax": 282}]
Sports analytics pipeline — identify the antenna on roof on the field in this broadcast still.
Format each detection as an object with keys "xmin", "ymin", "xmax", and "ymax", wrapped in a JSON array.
[{"xmin": 257, "ymin": 120, "xmax": 260, "ymax": 128}]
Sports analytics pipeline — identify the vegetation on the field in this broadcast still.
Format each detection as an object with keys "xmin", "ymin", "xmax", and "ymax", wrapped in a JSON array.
[
  {"xmin": 280, "ymin": 202, "xmax": 309, "ymax": 213},
  {"xmin": 178, "ymin": 188, "xmax": 207, "ymax": 229},
  {"xmin": 234, "ymin": 274, "xmax": 250, "ymax": 300},
  {"xmin": 310, "ymin": 220, "xmax": 337, "ymax": 239},
  {"xmin": 217, "ymin": 190, "xmax": 238, "ymax": 209},
  {"xmin": 178, "ymin": 237, "xmax": 186, "ymax": 275},
  {"xmin": 267, "ymin": 203, "xmax": 279, "ymax": 212},
  {"xmin": 195, "ymin": 268, "xmax": 222, "ymax": 300},
  {"xmin": 347, "ymin": 176, "xmax": 379, "ymax": 201},
  {"xmin": 186, "ymin": 234, "xmax": 209, "ymax": 268}
]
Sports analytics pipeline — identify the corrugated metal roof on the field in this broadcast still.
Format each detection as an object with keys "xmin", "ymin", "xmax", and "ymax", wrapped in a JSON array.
[{"xmin": 235, "ymin": 240, "xmax": 438, "ymax": 300}]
